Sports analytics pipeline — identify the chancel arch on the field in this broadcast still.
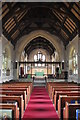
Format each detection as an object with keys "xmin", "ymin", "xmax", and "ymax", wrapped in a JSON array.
[
  {"xmin": 15, "ymin": 30, "xmax": 64, "ymax": 62},
  {"xmin": 18, "ymin": 35, "xmax": 63, "ymax": 79}
]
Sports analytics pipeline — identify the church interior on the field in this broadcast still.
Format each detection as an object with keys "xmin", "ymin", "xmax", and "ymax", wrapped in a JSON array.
[{"xmin": 0, "ymin": 1, "xmax": 80, "ymax": 120}]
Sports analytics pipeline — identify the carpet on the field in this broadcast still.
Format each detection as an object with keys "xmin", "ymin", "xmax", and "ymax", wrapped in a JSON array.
[{"xmin": 23, "ymin": 87, "xmax": 59, "ymax": 120}]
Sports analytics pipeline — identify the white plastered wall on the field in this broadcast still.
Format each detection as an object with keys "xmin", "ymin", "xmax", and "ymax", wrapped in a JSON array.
[
  {"xmin": 66, "ymin": 35, "xmax": 78, "ymax": 83},
  {"xmin": 1, "ymin": 35, "xmax": 15, "ymax": 83}
]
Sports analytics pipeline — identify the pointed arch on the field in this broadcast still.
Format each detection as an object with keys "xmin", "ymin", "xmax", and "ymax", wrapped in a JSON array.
[{"xmin": 15, "ymin": 30, "xmax": 64, "ymax": 61}]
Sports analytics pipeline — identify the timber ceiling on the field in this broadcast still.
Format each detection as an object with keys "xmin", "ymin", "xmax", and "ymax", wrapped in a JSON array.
[{"xmin": 1, "ymin": 2, "xmax": 79, "ymax": 48}]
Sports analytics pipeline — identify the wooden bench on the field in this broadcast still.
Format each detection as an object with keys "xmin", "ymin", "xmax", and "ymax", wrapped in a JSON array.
[
  {"xmin": 63, "ymin": 102, "xmax": 80, "ymax": 120},
  {"xmin": 54, "ymin": 91, "xmax": 80, "ymax": 110},
  {"xmin": 1, "ymin": 82, "xmax": 33, "ymax": 97},
  {"xmin": 0, "ymin": 83, "xmax": 33, "ymax": 109},
  {"xmin": 1, "ymin": 83, "xmax": 33, "ymax": 98},
  {"xmin": 58, "ymin": 96, "xmax": 80, "ymax": 119},
  {"xmin": 0, "ymin": 87, "xmax": 29, "ymax": 100},
  {"xmin": 0, "ymin": 91, "xmax": 27, "ymax": 110},
  {"xmin": 0, "ymin": 82, "xmax": 33, "ymax": 119},
  {"xmin": 0, "ymin": 86, "xmax": 30, "ymax": 102},
  {"xmin": 52, "ymin": 87, "xmax": 80, "ymax": 102},
  {"xmin": 0, "ymin": 95, "xmax": 24, "ymax": 118},
  {"xmin": 51, "ymin": 86, "xmax": 79, "ymax": 97},
  {"xmin": 1, "ymin": 82, "xmax": 33, "ymax": 94},
  {"xmin": 47, "ymin": 82, "xmax": 78, "ymax": 95},
  {"xmin": 9, "ymin": 86, "xmax": 31, "ymax": 101},
  {"xmin": 49, "ymin": 85, "xmax": 80, "ymax": 101},
  {"xmin": 47, "ymin": 84, "xmax": 79, "ymax": 99},
  {"xmin": 0, "ymin": 102, "xmax": 19, "ymax": 120}
]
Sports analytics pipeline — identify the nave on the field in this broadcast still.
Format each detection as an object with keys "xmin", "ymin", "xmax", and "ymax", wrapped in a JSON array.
[
  {"xmin": 0, "ymin": 1, "xmax": 80, "ymax": 120},
  {"xmin": 0, "ymin": 80, "xmax": 80, "ymax": 120}
]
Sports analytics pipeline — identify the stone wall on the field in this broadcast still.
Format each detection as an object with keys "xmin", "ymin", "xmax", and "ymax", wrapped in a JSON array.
[{"xmin": 66, "ymin": 35, "xmax": 78, "ymax": 83}]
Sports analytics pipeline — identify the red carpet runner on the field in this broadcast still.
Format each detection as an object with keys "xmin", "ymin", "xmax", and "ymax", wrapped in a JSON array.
[{"xmin": 23, "ymin": 87, "xmax": 59, "ymax": 120}]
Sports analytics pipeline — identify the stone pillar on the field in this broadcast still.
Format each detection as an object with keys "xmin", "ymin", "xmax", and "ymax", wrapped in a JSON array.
[
  {"xmin": 64, "ymin": 49, "xmax": 67, "ymax": 71},
  {"xmin": 13, "ymin": 61, "xmax": 19, "ymax": 80},
  {"xmin": 17, "ymin": 62, "xmax": 19, "ymax": 79},
  {"xmin": 78, "ymin": 36, "xmax": 80, "ymax": 83},
  {"xmin": 13, "ymin": 49, "xmax": 19, "ymax": 80},
  {"xmin": 0, "ymin": 37, "xmax": 2, "ymax": 83},
  {"xmin": 0, "ymin": 3, "xmax": 2, "ymax": 83},
  {"xmin": 64, "ymin": 49, "xmax": 68, "ymax": 81}
]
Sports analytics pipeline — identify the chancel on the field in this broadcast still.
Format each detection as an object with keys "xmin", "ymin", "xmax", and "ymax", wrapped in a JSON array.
[{"xmin": 0, "ymin": 1, "xmax": 80, "ymax": 120}]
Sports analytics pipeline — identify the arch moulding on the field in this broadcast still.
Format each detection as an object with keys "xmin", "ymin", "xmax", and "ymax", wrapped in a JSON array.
[{"xmin": 15, "ymin": 30, "xmax": 64, "ymax": 61}]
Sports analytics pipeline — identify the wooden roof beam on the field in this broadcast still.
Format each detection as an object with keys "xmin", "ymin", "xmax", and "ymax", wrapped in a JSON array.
[
  {"xmin": 7, "ymin": 3, "xmax": 23, "ymax": 37},
  {"xmin": 63, "ymin": 2, "xmax": 79, "ymax": 27},
  {"xmin": 58, "ymin": 3, "xmax": 74, "ymax": 35}
]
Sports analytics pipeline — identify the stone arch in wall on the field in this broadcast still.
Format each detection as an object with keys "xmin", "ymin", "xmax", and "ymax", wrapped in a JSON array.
[
  {"xmin": 69, "ymin": 46, "xmax": 75, "ymax": 59},
  {"xmin": 69, "ymin": 46, "xmax": 78, "ymax": 75},
  {"xmin": 15, "ymin": 30, "xmax": 64, "ymax": 62}
]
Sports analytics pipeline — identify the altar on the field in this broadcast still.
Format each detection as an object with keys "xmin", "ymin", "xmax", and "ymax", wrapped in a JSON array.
[{"xmin": 34, "ymin": 71, "xmax": 46, "ymax": 80}]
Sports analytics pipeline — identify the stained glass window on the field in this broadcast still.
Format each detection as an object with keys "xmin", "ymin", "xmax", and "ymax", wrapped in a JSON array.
[{"xmin": 34, "ymin": 51, "xmax": 46, "ymax": 67}]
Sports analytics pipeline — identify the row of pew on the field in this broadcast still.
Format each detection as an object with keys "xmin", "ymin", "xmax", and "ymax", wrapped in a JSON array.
[
  {"xmin": 0, "ymin": 81, "xmax": 33, "ymax": 120},
  {"xmin": 47, "ymin": 81, "xmax": 80, "ymax": 120}
]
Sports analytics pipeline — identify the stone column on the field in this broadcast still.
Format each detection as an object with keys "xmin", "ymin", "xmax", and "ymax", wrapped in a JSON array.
[
  {"xmin": 64, "ymin": 49, "xmax": 68, "ymax": 81},
  {"xmin": 64, "ymin": 49, "xmax": 67, "ymax": 71},
  {"xmin": 0, "ymin": 37, "xmax": 2, "ymax": 83},
  {"xmin": 13, "ymin": 55, "xmax": 19, "ymax": 80},
  {"xmin": 13, "ymin": 49, "xmax": 19, "ymax": 80}
]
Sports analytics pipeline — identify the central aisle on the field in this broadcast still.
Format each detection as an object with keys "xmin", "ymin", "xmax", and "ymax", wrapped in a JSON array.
[{"xmin": 23, "ymin": 87, "xmax": 59, "ymax": 120}]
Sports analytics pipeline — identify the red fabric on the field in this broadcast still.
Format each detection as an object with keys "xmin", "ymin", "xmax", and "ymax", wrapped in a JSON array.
[{"xmin": 23, "ymin": 87, "xmax": 59, "ymax": 120}]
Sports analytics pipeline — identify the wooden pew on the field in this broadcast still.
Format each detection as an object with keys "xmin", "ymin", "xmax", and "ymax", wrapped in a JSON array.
[
  {"xmin": 0, "ymin": 87, "xmax": 28, "ymax": 93},
  {"xmin": 1, "ymin": 86, "xmax": 30, "ymax": 102},
  {"xmin": 58, "ymin": 96, "xmax": 80, "ymax": 119},
  {"xmin": 47, "ymin": 82, "xmax": 78, "ymax": 96},
  {"xmin": 8, "ymin": 86, "xmax": 31, "ymax": 101},
  {"xmin": 51, "ymin": 86, "xmax": 80, "ymax": 101},
  {"xmin": 1, "ymin": 83, "xmax": 32, "ymax": 100},
  {"xmin": 0, "ymin": 82, "xmax": 33, "ymax": 119},
  {"xmin": 0, "ymin": 95, "xmax": 24, "ymax": 118},
  {"xmin": 0, "ymin": 91, "xmax": 26, "ymax": 110},
  {"xmin": 0, "ymin": 87, "xmax": 29, "ymax": 101},
  {"xmin": 54, "ymin": 91, "xmax": 80, "ymax": 110},
  {"xmin": 0, "ymin": 102, "xmax": 19, "ymax": 120},
  {"xmin": 63, "ymin": 102, "xmax": 80, "ymax": 120},
  {"xmin": 52, "ymin": 88, "xmax": 80, "ymax": 102},
  {"xmin": 48, "ymin": 85, "xmax": 79, "ymax": 99},
  {"xmin": 0, "ymin": 83, "xmax": 33, "ymax": 109},
  {"xmin": 3, "ymin": 85, "xmax": 31, "ymax": 96},
  {"xmin": 1, "ymin": 82, "xmax": 33, "ymax": 95}
]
